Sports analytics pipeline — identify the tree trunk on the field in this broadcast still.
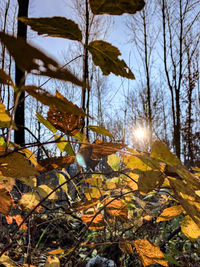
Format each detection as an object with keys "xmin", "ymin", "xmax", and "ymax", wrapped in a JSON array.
[{"xmin": 14, "ymin": 0, "xmax": 29, "ymax": 146}]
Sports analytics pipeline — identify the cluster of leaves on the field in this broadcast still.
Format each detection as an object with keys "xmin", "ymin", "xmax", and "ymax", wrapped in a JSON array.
[{"xmin": 1, "ymin": 0, "xmax": 200, "ymax": 266}]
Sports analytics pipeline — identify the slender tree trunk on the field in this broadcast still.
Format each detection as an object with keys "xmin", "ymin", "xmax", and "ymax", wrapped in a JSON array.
[{"xmin": 14, "ymin": 0, "xmax": 29, "ymax": 146}]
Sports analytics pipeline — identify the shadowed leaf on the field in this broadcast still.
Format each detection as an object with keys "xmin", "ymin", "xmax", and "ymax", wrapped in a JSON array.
[
  {"xmin": 156, "ymin": 205, "xmax": 184, "ymax": 223},
  {"xmin": 44, "ymin": 256, "xmax": 60, "ymax": 267},
  {"xmin": 89, "ymin": 0, "xmax": 145, "ymax": 15},
  {"xmin": 23, "ymin": 86, "xmax": 87, "ymax": 117},
  {"xmin": 133, "ymin": 239, "xmax": 168, "ymax": 267},
  {"xmin": 119, "ymin": 241, "xmax": 133, "ymax": 254},
  {"xmin": 0, "ymin": 32, "xmax": 83, "ymax": 86},
  {"xmin": 181, "ymin": 215, "xmax": 200, "ymax": 241},
  {"xmin": 88, "ymin": 40, "xmax": 135, "ymax": 79},
  {"xmin": 0, "ymin": 69, "xmax": 14, "ymax": 86},
  {"xmin": 138, "ymin": 170, "xmax": 164, "ymax": 194},
  {"xmin": 91, "ymin": 142, "xmax": 126, "ymax": 159},
  {"xmin": 0, "ymin": 188, "xmax": 12, "ymax": 215},
  {"xmin": 39, "ymin": 156, "xmax": 75, "ymax": 171},
  {"xmin": 54, "ymin": 135, "xmax": 75, "ymax": 156},
  {"xmin": 19, "ymin": 16, "xmax": 82, "ymax": 41}
]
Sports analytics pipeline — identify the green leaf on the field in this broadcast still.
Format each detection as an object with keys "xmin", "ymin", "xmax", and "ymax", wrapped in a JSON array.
[
  {"xmin": 36, "ymin": 111, "xmax": 57, "ymax": 134},
  {"xmin": 88, "ymin": 40, "xmax": 135, "ymax": 79},
  {"xmin": 164, "ymin": 254, "xmax": 180, "ymax": 266},
  {"xmin": 0, "ymin": 69, "xmax": 14, "ymax": 87},
  {"xmin": 89, "ymin": 0, "xmax": 145, "ymax": 15},
  {"xmin": 0, "ymin": 137, "xmax": 6, "ymax": 147},
  {"xmin": 107, "ymin": 154, "xmax": 120, "ymax": 171},
  {"xmin": 23, "ymin": 86, "xmax": 87, "ymax": 117},
  {"xmin": 19, "ymin": 16, "xmax": 82, "ymax": 41},
  {"xmin": 54, "ymin": 135, "xmax": 75, "ymax": 156},
  {"xmin": 87, "ymin": 125, "xmax": 113, "ymax": 138},
  {"xmin": 0, "ymin": 32, "xmax": 83, "ymax": 87}
]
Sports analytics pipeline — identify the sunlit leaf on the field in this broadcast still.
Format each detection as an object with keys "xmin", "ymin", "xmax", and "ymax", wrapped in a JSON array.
[
  {"xmin": 156, "ymin": 205, "xmax": 184, "ymax": 223},
  {"xmin": 0, "ymin": 188, "xmax": 12, "ymax": 215},
  {"xmin": 0, "ymin": 102, "xmax": 17, "ymax": 129},
  {"xmin": 104, "ymin": 198, "xmax": 128, "ymax": 219},
  {"xmin": 133, "ymin": 239, "xmax": 168, "ymax": 267},
  {"xmin": 0, "ymin": 176, "xmax": 15, "ymax": 191},
  {"xmin": 56, "ymin": 172, "xmax": 68, "ymax": 196},
  {"xmin": 119, "ymin": 241, "xmax": 133, "ymax": 254},
  {"xmin": 89, "ymin": 0, "xmax": 145, "ymax": 15},
  {"xmin": 87, "ymin": 125, "xmax": 113, "ymax": 138},
  {"xmin": 0, "ymin": 68, "xmax": 14, "ymax": 86},
  {"xmin": 0, "ymin": 32, "xmax": 83, "ymax": 86},
  {"xmin": 0, "ymin": 150, "xmax": 39, "ymax": 179},
  {"xmin": 54, "ymin": 135, "xmax": 75, "ymax": 156},
  {"xmin": 85, "ymin": 187, "xmax": 102, "ymax": 201},
  {"xmin": 85, "ymin": 174, "xmax": 103, "ymax": 187},
  {"xmin": 44, "ymin": 256, "xmax": 60, "ymax": 267},
  {"xmin": 123, "ymin": 155, "xmax": 152, "ymax": 171},
  {"xmin": 23, "ymin": 86, "xmax": 87, "ymax": 117},
  {"xmin": 19, "ymin": 16, "xmax": 82, "ymax": 41},
  {"xmin": 19, "ymin": 192, "xmax": 40, "ymax": 211},
  {"xmin": 88, "ymin": 40, "xmax": 135, "ymax": 79},
  {"xmin": 107, "ymin": 154, "xmax": 120, "ymax": 171},
  {"xmin": 125, "ymin": 173, "xmax": 139, "ymax": 191},
  {"xmin": 181, "ymin": 215, "xmax": 200, "ymax": 241},
  {"xmin": 36, "ymin": 111, "xmax": 57, "ymax": 134},
  {"xmin": 0, "ymin": 254, "xmax": 17, "ymax": 267},
  {"xmin": 13, "ymin": 214, "xmax": 27, "ymax": 230},
  {"xmin": 81, "ymin": 212, "xmax": 105, "ymax": 230},
  {"xmin": 48, "ymin": 249, "xmax": 64, "ymax": 255},
  {"xmin": 39, "ymin": 156, "xmax": 75, "ymax": 171},
  {"xmin": 37, "ymin": 184, "xmax": 57, "ymax": 200}
]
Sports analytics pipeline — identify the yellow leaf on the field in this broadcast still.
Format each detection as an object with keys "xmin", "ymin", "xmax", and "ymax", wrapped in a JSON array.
[
  {"xmin": 181, "ymin": 215, "xmax": 200, "ymax": 241},
  {"xmin": 44, "ymin": 256, "xmax": 60, "ymax": 267},
  {"xmin": 156, "ymin": 205, "xmax": 184, "ymax": 222},
  {"xmin": 107, "ymin": 154, "xmax": 120, "ymax": 171},
  {"xmin": 87, "ymin": 125, "xmax": 113, "ymax": 138},
  {"xmin": 119, "ymin": 241, "xmax": 133, "ymax": 254},
  {"xmin": 0, "ymin": 102, "xmax": 17, "ymax": 129},
  {"xmin": 133, "ymin": 239, "xmax": 168, "ymax": 267},
  {"xmin": 0, "ymin": 176, "xmax": 15, "ymax": 191},
  {"xmin": 56, "ymin": 172, "xmax": 68, "ymax": 196},
  {"xmin": 0, "ymin": 253, "xmax": 16, "ymax": 267},
  {"xmin": 37, "ymin": 185, "xmax": 57, "ymax": 200},
  {"xmin": 19, "ymin": 192, "xmax": 40, "ymax": 211}
]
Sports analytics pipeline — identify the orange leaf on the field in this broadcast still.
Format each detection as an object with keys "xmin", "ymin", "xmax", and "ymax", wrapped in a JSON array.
[
  {"xmin": 13, "ymin": 214, "xmax": 27, "ymax": 230},
  {"xmin": 5, "ymin": 215, "xmax": 13, "ymax": 224},
  {"xmin": 133, "ymin": 240, "xmax": 168, "ymax": 267},
  {"xmin": 104, "ymin": 198, "xmax": 128, "ymax": 219},
  {"xmin": 81, "ymin": 212, "xmax": 104, "ymax": 230},
  {"xmin": 156, "ymin": 205, "xmax": 184, "ymax": 223},
  {"xmin": 48, "ymin": 248, "xmax": 64, "ymax": 255},
  {"xmin": 0, "ymin": 188, "xmax": 12, "ymax": 215}
]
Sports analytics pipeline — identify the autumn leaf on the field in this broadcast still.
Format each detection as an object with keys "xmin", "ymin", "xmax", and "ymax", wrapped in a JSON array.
[
  {"xmin": 0, "ymin": 151, "xmax": 39, "ymax": 178},
  {"xmin": 104, "ymin": 198, "xmax": 128, "ymax": 219},
  {"xmin": 138, "ymin": 170, "xmax": 164, "ymax": 194},
  {"xmin": 87, "ymin": 125, "xmax": 113, "ymax": 138},
  {"xmin": 81, "ymin": 212, "xmax": 105, "ymax": 230},
  {"xmin": 0, "ymin": 68, "xmax": 14, "ymax": 86},
  {"xmin": 91, "ymin": 142, "xmax": 126, "ymax": 159},
  {"xmin": 13, "ymin": 214, "xmax": 27, "ymax": 230},
  {"xmin": 88, "ymin": 40, "xmax": 135, "ymax": 79},
  {"xmin": 0, "ymin": 176, "xmax": 15, "ymax": 191},
  {"xmin": 36, "ymin": 111, "xmax": 57, "ymax": 134},
  {"xmin": 107, "ymin": 154, "xmax": 120, "ymax": 171},
  {"xmin": 23, "ymin": 86, "xmax": 87, "ymax": 117},
  {"xmin": 0, "ymin": 254, "xmax": 17, "ymax": 267},
  {"xmin": 156, "ymin": 205, "xmax": 184, "ymax": 223},
  {"xmin": 48, "ymin": 249, "xmax": 64, "ymax": 255},
  {"xmin": 119, "ymin": 241, "xmax": 133, "ymax": 254},
  {"xmin": 19, "ymin": 192, "xmax": 40, "ymax": 211},
  {"xmin": 39, "ymin": 156, "xmax": 75, "ymax": 171},
  {"xmin": 0, "ymin": 102, "xmax": 17, "ymax": 129},
  {"xmin": 89, "ymin": 0, "xmax": 145, "ymax": 15},
  {"xmin": 56, "ymin": 172, "xmax": 68, "ymax": 196},
  {"xmin": 54, "ymin": 135, "xmax": 75, "ymax": 156},
  {"xmin": 181, "ymin": 215, "xmax": 200, "ymax": 241},
  {"xmin": 37, "ymin": 185, "xmax": 57, "ymax": 200},
  {"xmin": 19, "ymin": 16, "xmax": 82, "ymax": 41},
  {"xmin": 44, "ymin": 256, "xmax": 60, "ymax": 267},
  {"xmin": 0, "ymin": 32, "xmax": 83, "ymax": 86},
  {"xmin": 133, "ymin": 239, "xmax": 168, "ymax": 267},
  {"xmin": 0, "ymin": 188, "xmax": 12, "ymax": 215}
]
